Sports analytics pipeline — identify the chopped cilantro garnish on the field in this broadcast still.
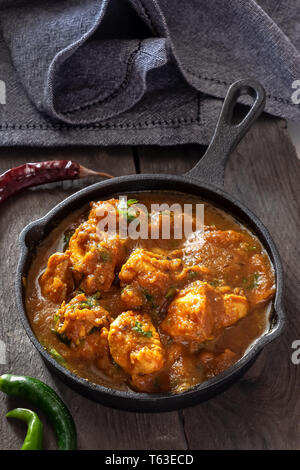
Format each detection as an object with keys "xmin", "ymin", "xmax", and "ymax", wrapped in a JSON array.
[
  {"xmin": 165, "ymin": 286, "xmax": 178, "ymax": 299},
  {"xmin": 243, "ymin": 273, "xmax": 260, "ymax": 290},
  {"xmin": 92, "ymin": 291, "xmax": 101, "ymax": 300},
  {"xmin": 53, "ymin": 312, "xmax": 59, "ymax": 324},
  {"xmin": 98, "ymin": 247, "xmax": 112, "ymax": 263},
  {"xmin": 118, "ymin": 208, "xmax": 137, "ymax": 222},
  {"xmin": 188, "ymin": 271, "xmax": 198, "ymax": 279},
  {"xmin": 78, "ymin": 300, "xmax": 92, "ymax": 309},
  {"xmin": 62, "ymin": 229, "xmax": 75, "ymax": 251},
  {"xmin": 117, "ymin": 198, "xmax": 138, "ymax": 221},
  {"xmin": 88, "ymin": 326, "xmax": 101, "ymax": 335},
  {"xmin": 112, "ymin": 360, "xmax": 121, "ymax": 370},
  {"xmin": 49, "ymin": 348, "xmax": 67, "ymax": 367},
  {"xmin": 132, "ymin": 321, "xmax": 153, "ymax": 338},
  {"xmin": 142, "ymin": 289, "xmax": 158, "ymax": 308},
  {"xmin": 51, "ymin": 329, "xmax": 71, "ymax": 346},
  {"xmin": 127, "ymin": 199, "xmax": 138, "ymax": 206},
  {"xmin": 78, "ymin": 293, "xmax": 101, "ymax": 309}
]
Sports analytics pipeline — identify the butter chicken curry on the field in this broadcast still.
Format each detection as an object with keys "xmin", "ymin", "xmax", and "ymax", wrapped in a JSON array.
[{"xmin": 26, "ymin": 192, "xmax": 275, "ymax": 394}]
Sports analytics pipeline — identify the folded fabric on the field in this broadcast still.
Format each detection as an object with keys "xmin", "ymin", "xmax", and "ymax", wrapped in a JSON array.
[{"xmin": 0, "ymin": 0, "xmax": 299, "ymax": 146}]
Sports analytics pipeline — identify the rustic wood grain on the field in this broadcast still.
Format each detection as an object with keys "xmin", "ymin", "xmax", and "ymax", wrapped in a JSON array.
[
  {"xmin": 138, "ymin": 116, "xmax": 300, "ymax": 450},
  {"xmin": 136, "ymin": 144, "xmax": 205, "ymax": 175},
  {"xmin": 0, "ymin": 146, "xmax": 187, "ymax": 450},
  {"xmin": 1, "ymin": 115, "xmax": 299, "ymax": 450}
]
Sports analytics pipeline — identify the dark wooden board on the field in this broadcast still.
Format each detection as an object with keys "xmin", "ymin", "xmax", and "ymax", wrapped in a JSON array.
[
  {"xmin": 138, "ymin": 116, "xmax": 300, "ymax": 450},
  {"xmin": 0, "ymin": 115, "xmax": 299, "ymax": 450},
  {"xmin": 0, "ymin": 146, "xmax": 186, "ymax": 450}
]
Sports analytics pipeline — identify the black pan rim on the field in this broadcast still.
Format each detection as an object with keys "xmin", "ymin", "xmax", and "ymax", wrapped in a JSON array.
[{"xmin": 15, "ymin": 173, "xmax": 285, "ymax": 410}]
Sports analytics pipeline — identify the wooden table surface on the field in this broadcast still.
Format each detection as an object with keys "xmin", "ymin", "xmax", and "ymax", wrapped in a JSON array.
[{"xmin": 0, "ymin": 115, "xmax": 299, "ymax": 450}]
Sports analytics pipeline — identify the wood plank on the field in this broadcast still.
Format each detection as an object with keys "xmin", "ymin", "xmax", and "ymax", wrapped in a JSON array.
[
  {"xmin": 187, "ymin": 117, "xmax": 300, "ymax": 450},
  {"xmin": 0, "ymin": 146, "xmax": 187, "ymax": 450},
  {"xmin": 137, "ymin": 117, "xmax": 300, "ymax": 449},
  {"xmin": 137, "ymin": 144, "xmax": 205, "ymax": 175},
  {"xmin": 2, "ymin": 114, "xmax": 298, "ymax": 450}
]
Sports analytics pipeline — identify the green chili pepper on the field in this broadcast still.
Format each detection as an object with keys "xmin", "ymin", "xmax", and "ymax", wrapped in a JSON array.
[
  {"xmin": 6, "ymin": 408, "xmax": 43, "ymax": 450},
  {"xmin": 0, "ymin": 374, "xmax": 77, "ymax": 450}
]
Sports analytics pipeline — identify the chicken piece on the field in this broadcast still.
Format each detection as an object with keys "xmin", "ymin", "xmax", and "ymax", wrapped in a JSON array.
[
  {"xmin": 161, "ymin": 281, "xmax": 215, "ymax": 342},
  {"xmin": 108, "ymin": 311, "xmax": 165, "ymax": 388},
  {"xmin": 54, "ymin": 293, "xmax": 111, "ymax": 348},
  {"xmin": 95, "ymin": 327, "xmax": 127, "ymax": 380},
  {"xmin": 64, "ymin": 326, "xmax": 109, "ymax": 361},
  {"xmin": 161, "ymin": 281, "xmax": 249, "ymax": 343},
  {"xmin": 138, "ymin": 208, "xmax": 199, "ymax": 252},
  {"xmin": 121, "ymin": 285, "xmax": 144, "ymax": 309},
  {"xmin": 119, "ymin": 249, "xmax": 184, "ymax": 293},
  {"xmin": 61, "ymin": 324, "xmax": 126, "ymax": 381},
  {"xmin": 183, "ymin": 228, "xmax": 275, "ymax": 307},
  {"xmin": 119, "ymin": 248, "xmax": 185, "ymax": 311},
  {"xmin": 68, "ymin": 220, "xmax": 98, "ymax": 267},
  {"xmin": 198, "ymin": 348, "xmax": 238, "ymax": 378},
  {"xmin": 221, "ymin": 294, "xmax": 249, "ymax": 328},
  {"xmin": 88, "ymin": 198, "xmax": 120, "ymax": 223},
  {"xmin": 149, "ymin": 208, "xmax": 197, "ymax": 234},
  {"xmin": 244, "ymin": 253, "xmax": 275, "ymax": 306},
  {"xmin": 89, "ymin": 198, "xmax": 144, "ymax": 245},
  {"xmin": 183, "ymin": 228, "xmax": 247, "ymax": 271},
  {"xmin": 40, "ymin": 252, "xmax": 74, "ymax": 304},
  {"xmin": 67, "ymin": 219, "xmax": 126, "ymax": 294},
  {"xmin": 130, "ymin": 340, "xmax": 205, "ymax": 394}
]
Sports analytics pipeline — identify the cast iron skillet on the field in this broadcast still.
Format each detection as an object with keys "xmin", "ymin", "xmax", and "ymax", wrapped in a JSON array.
[{"xmin": 16, "ymin": 79, "xmax": 285, "ymax": 412}]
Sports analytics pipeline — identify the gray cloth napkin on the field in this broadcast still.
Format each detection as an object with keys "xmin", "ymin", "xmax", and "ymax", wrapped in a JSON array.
[{"xmin": 0, "ymin": 0, "xmax": 299, "ymax": 146}]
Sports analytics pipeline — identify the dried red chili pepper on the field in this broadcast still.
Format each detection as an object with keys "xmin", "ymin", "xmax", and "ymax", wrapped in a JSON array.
[{"xmin": 0, "ymin": 160, "xmax": 112, "ymax": 204}]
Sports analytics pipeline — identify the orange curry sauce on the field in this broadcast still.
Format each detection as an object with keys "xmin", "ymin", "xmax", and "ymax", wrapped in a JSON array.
[{"xmin": 25, "ymin": 192, "xmax": 275, "ymax": 394}]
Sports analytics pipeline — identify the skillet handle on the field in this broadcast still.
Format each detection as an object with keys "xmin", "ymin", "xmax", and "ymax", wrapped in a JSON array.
[{"xmin": 186, "ymin": 79, "xmax": 266, "ymax": 186}]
